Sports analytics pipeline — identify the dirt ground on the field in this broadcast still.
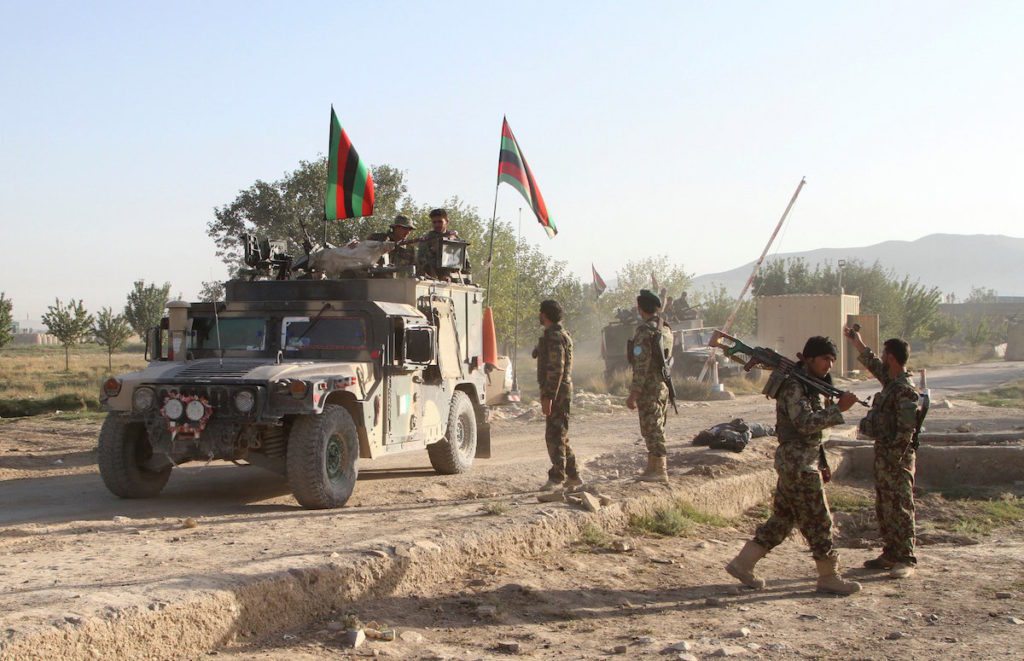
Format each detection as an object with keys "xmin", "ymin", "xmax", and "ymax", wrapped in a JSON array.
[
  {"xmin": 1, "ymin": 379, "xmax": 1023, "ymax": 659},
  {"xmin": 223, "ymin": 482, "xmax": 1024, "ymax": 660}
]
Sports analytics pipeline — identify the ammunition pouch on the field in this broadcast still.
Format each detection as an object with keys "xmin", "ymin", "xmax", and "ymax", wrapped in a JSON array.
[
  {"xmin": 858, "ymin": 396, "xmax": 884, "ymax": 439},
  {"xmin": 762, "ymin": 369, "xmax": 787, "ymax": 399}
]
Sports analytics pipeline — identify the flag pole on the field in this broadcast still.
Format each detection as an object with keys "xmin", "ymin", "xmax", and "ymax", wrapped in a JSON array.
[
  {"xmin": 484, "ymin": 179, "xmax": 500, "ymax": 299},
  {"xmin": 510, "ymin": 207, "xmax": 522, "ymax": 398}
]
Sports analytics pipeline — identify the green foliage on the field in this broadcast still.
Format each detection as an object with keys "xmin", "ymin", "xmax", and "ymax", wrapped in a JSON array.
[
  {"xmin": 920, "ymin": 314, "xmax": 960, "ymax": 351},
  {"xmin": 601, "ymin": 255, "xmax": 692, "ymax": 317},
  {"xmin": 481, "ymin": 501, "xmax": 509, "ymax": 516},
  {"xmin": 964, "ymin": 316, "xmax": 994, "ymax": 348},
  {"xmin": 949, "ymin": 496, "xmax": 1024, "ymax": 535},
  {"xmin": 123, "ymin": 280, "xmax": 171, "ymax": 339},
  {"xmin": 0, "ymin": 292, "xmax": 13, "ymax": 349},
  {"xmin": 691, "ymin": 284, "xmax": 755, "ymax": 336},
  {"xmin": 965, "ymin": 286, "xmax": 998, "ymax": 303},
  {"xmin": 207, "ymin": 159, "xmax": 409, "ymax": 270},
  {"xmin": 752, "ymin": 258, "xmax": 946, "ymax": 343},
  {"xmin": 961, "ymin": 381, "xmax": 1024, "ymax": 408},
  {"xmin": 198, "ymin": 280, "xmax": 225, "ymax": 302},
  {"xmin": 93, "ymin": 307, "xmax": 133, "ymax": 371},
  {"xmin": 577, "ymin": 523, "xmax": 612, "ymax": 549},
  {"xmin": 41, "ymin": 298, "xmax": 95, "ymax": 371},
  {"xmin": 629, "ymin": 500, "xmax": 728, "ymax": 536}
]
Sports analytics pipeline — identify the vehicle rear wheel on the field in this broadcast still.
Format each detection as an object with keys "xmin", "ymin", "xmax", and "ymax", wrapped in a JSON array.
[
  {"xmin": 427, "ymin": 390, "xmax": 477, "ymax": 474},
  {"xmin": 98, "ymin": 414, "xmax": 172, "ymax": 498},
  {"xmin": 286, "ymin": 404, "xmax": 359, "ymax": 509}
]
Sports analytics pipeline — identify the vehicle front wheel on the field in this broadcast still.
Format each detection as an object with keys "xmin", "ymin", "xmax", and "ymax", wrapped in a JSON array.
[
  {"xmin": 286, "ymin": 404, "xmax": 360, "ymax": 509},
  {"xmin": 427, "ymin": 391, "xmax": 477, "ymax": 474},
  {"xmin": 98, "ymin": 414, "xmax": 172, "ymax": 498}
]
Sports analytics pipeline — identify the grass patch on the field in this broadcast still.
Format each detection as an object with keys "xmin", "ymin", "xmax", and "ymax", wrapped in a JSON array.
[
  {"xmin": 949, "ymin": 496, "xmax": 1024, "ymax": 535},
  {"xmin": 722, "ymin": 374, "xmax": 765, "ymax": 396},
  {"xmin": 961, "ymin": 381, "xmax": 1024, "ymax": 408},
  {"xmin": 577, "ymin": 522, "xmax": 612, "ymax": 548},
  {"xmin": 826, "ymin": 486, "xmax": 874, "ymax": 512},
  {"xmin": 480, "ymin": 501, "xmax": 509, "ymax": 516},
  {"xmin": 629, "ymin": 500, "xmax": 729, "ymax": 537}
]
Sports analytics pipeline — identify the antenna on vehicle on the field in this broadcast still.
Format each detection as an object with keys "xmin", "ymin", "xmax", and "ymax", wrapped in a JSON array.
[{"xmin": 211, "ymin": 270, "xmax": 224, "ymax": 367}]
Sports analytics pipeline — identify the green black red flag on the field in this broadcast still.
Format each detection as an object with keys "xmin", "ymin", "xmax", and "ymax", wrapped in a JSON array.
[
  {"xmin": 592, "ymin": 264, "xmax": 607, "ymax": 298},
  {"xmin": 497, "ymin": 117, "xmax": 555, "ymax": 238},
  {"xmin": 324, "ymin": 106, "xmax": 374, "ymax": 220}
]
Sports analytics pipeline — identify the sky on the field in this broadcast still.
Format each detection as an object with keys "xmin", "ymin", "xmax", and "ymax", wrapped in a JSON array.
[{"xmin": 2, "ymin": 1, "xmax": 1022, "ymax": 325}]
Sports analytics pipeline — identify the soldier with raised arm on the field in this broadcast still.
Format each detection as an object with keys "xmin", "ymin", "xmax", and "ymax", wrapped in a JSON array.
[
  {"xmin": 533, "ymin": 300, "xmax": 581, "ymax": 491},
  {"xmin": 625, "ymin": 289, "xmax": 674, "ymax": 482},
  {"xmin": 367, "ymin": 215, "xmax": 416, "ymax": 267},
  {"xmin": 725, "ymin": 336, "xmax": 862, "ymax": 595},
  {"xmin": 846, "ymin": 328, "xmax": 921, "ymax": 579}
]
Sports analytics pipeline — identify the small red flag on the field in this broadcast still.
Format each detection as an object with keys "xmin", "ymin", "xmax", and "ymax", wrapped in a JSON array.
[{"xmin": 592, "ymin": 265, "xmax": 607, "ymax": 297}]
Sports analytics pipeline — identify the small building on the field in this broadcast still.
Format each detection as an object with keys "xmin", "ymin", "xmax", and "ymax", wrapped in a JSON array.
[{"xmin": 756, "ymin": 294, "xmax": 879, "ymax": 376}]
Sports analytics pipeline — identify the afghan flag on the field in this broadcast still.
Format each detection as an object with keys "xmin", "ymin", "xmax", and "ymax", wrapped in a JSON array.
[
  {"xmin": 592, "ymin": 264, "xmax": 607, "ymax": 297},
  {"xmin": 324, "ymin": 106, "xmax": 374, "ymax": 220},
  {"xmin": 497, "ymin": 117, "xmax": 556, "ymax": 238}
]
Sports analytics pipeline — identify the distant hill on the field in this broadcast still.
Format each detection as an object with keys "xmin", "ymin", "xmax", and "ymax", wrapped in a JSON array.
[{"xmin": 690, "ymin": 234, "xmax": 1024, "ymax": 299}]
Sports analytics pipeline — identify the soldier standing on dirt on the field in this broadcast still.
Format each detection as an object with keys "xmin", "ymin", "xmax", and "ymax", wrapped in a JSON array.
[
  {"xmin": 368, "ymin": 215, "xmax": 416, "ymax": 267},
  {"xmin": 845, "ymin": 328, "xmax": 920, "ymax": 579},
  {"xmin": 725, "ymin": 336, "xmax": 863, "ymax": 595},
  {"xmin": 626, "ymin": 289, "xmax": 674, "ymax": 483},
  {"xmin": 533, "ymin": 300, "xmax": 582, "ymax": 491}
]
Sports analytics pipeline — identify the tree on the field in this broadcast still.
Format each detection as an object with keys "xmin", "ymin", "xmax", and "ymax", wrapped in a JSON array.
[
  {"xmin": 0, "ymin": 292, "xmax": 12, "ymax": 349},
  {"xmin": 921, "ymin": 314, "xmax": 959, "ymax": 352},
  {"xmin": 965, "ymin": 286, "xmax": 998, "ymax": 303},
  {"xmin": 94, "ymin": 307, "xmax": 133, "ymax": 371},
  {"xmin": 124, "ymin": 280, "xmax": 171, "ymax": 339},
  {"xmin": 207, "ymin": 160, "xmax": 410, "ymax": 273},
  {"xmin": 199, "ymin": 280, "xmax": 225, "ymax": 302},
  {"xmin": 42, "ymin": 298, "xmax": 95, "ymax": 371},
  {"xmin": 599, "ymin": 256, "xmax": 692, "ymax": 318},
  {"xmin": 692, "ymin": 284, "xmax": 755, "ymax": 337},
  {"xmin": 895, "ymin": 277, "xmax": 943, "ymax": 342}
]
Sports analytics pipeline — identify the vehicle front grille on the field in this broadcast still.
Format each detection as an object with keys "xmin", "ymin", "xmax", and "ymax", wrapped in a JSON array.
[{"xmin": 172, "ymin": 360, "xmax": 269, "ymax": 379}]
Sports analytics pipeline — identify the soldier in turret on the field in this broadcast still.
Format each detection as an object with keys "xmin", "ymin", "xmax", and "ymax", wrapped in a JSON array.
[
  {"xmin": 417, "ymin": 208, "xmax": 471, "ymax": 279},
  {"xmin": 626, "ymin": 289, "xmax": 674, "ymax": 482},
  {"xmin": 368, "ymin": 215, "xmax": 416, "ymax": 267},
  {"xmin": 533, "ymin": 299, "xmax": 581, "ymax": 491}
]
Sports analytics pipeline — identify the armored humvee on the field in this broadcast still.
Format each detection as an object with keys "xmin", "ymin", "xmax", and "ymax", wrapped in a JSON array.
[{"xmin": 97, "ymin": 236, "xmax": 491, "ymax": 509}]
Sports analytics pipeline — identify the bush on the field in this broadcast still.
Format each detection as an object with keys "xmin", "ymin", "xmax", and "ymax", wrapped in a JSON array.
[{"xmin": 0, "ymin": 393, "xmax": 101, "ymax": 418}]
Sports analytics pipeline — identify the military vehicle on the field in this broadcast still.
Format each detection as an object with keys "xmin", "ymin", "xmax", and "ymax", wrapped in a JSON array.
[
  {"xmin": 601, "ymin": 306, "xmax": 752, "ymax": 383},
  {"xmin": 97, "ymin": 235, "xmax": 492, "ymax": 509}
]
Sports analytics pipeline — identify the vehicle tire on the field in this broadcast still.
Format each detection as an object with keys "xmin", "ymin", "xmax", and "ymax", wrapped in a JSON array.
[
  {"xmin": 286, "ymin": 404, "xmax": 360, "ymax": 509},
  {"xmin": 427, "ymin": 390, "xmax": 477, "ymax": 474},
  {"xmin": 98, "ymin": 414, "xmax": 171, "ymax": 498}
]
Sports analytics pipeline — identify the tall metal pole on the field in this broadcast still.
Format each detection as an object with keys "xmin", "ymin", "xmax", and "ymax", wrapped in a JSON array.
[
  {"xmin": 698, "ymin": 177, "xmax": 807, "ymax": 382},
  {"xmin": 484, "ymin": 181, "xmax": 501, "ymax": 300},
  {"xmin": 511, "ymin": 208, "xmax": 522, "ymax": 396}
]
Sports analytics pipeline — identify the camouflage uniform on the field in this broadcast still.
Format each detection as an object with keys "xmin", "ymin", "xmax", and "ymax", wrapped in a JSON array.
[
  {"xmin": 629, "ymin": 316, "xmax": 674, "ymax": 457},
  {"xmin": 368, "ymin": 231, "xmax": 416, "ymax": 267},
  {"xmin": 535, "ymin": 323, "xmax": 577, "ymax": 482},
  {"xmin": 753, "ymin": 371, "xmax": 845, "ymax": 560},
  {"xmin": 859, "ymin": 348, "xmax": 920, "ymax": 566}
]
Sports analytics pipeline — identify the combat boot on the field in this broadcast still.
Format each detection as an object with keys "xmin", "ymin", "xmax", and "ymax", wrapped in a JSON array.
[
  {"xmin": 563, "ymin": 475, "xmax": 584, "ymax": 489},
  {"xmin": 863, "ymin": 554, "xmax": 896, "ymax": 571},
  {"xmin": 815, "ymin": 556, "xmax": 862, "ymax": 595},
  {"xmin": 889, "ymin": 563, "xmax": 916, "ymax": 579},
  {"xmin": 725, "ymin": 540, "xmax": 768, "ymax": 589},
  {"xmin": 540, "ymin": 478, "xmax": 563, "ymax": 492},
  {"xmin": 637, "ymin": 455, "xmax": 668, "ymax": 482}
]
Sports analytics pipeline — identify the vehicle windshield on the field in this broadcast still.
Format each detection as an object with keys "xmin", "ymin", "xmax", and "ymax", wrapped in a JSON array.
[
  {"xmin": 190, "ymin": 317, "xmax": 268, "ymax": 351},
  {"xmin": 283, "ymin": 317, "xmax": 368, "ymax": 355}
]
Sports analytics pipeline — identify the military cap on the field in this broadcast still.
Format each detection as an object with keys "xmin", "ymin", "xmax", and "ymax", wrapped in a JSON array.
[
  {"xmin": 637, "ymin": 289, "xmax": 662, "ymax": 309},
  {"xmin": 390, "ymin": 215, "xmax": 415, "ymax": 230}
]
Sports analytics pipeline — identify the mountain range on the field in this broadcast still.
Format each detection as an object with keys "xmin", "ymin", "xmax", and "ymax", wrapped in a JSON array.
[{"xmin": 690, "ymin": 234, "xmax": 1024, "ymax": 299}]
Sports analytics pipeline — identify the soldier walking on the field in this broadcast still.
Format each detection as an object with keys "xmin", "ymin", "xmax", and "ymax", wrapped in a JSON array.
[
  {"xmin": 725, "ymin": 336, "xmax": 862, "ymax": 595},
  {"xmin": 534, "ymin": 300, "xmax": 581, "ymax": 491},
  {"xmin": 845, "ymin": 328, "xmax": 921, "ymax": 579},
  {"xmin": 626, "ymin": 289, "xmax": 674, "ymax": 482}
]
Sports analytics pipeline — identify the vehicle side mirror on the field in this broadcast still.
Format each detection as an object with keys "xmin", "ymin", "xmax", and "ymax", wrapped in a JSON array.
[{"xmin": 405, "ymin": 327, "xmax": 436, "ymax": 365}]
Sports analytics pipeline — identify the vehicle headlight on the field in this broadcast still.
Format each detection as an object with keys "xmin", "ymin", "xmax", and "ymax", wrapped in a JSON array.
[
  {"xmin": 163, "ymin": 398, "xmax": 184, "ymax": 420},
  {"xmin": 132, "ymin": 387, "xmax": 155, "ymax": 411},
  {"xmin": 234, "ymin": 390, "xmax": 255, "ymax": 414},
  {"xmin": 185, "ymin": 399, "xmax": 207, "ymax": 422}
]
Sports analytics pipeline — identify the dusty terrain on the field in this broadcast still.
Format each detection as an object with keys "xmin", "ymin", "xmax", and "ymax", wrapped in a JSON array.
[{"xmin": 1, "ymin": 362, "xmax": 1022, "ymax": 659}]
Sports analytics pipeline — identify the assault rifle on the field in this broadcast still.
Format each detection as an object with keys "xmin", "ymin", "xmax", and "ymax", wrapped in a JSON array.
[
  {"xmin": 653, "ymin": 317, "xmax": 678, "ymax": 414},
  {"xmin": 707, "ymin": 330, "xmax": 868, "ymax": 407}
]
